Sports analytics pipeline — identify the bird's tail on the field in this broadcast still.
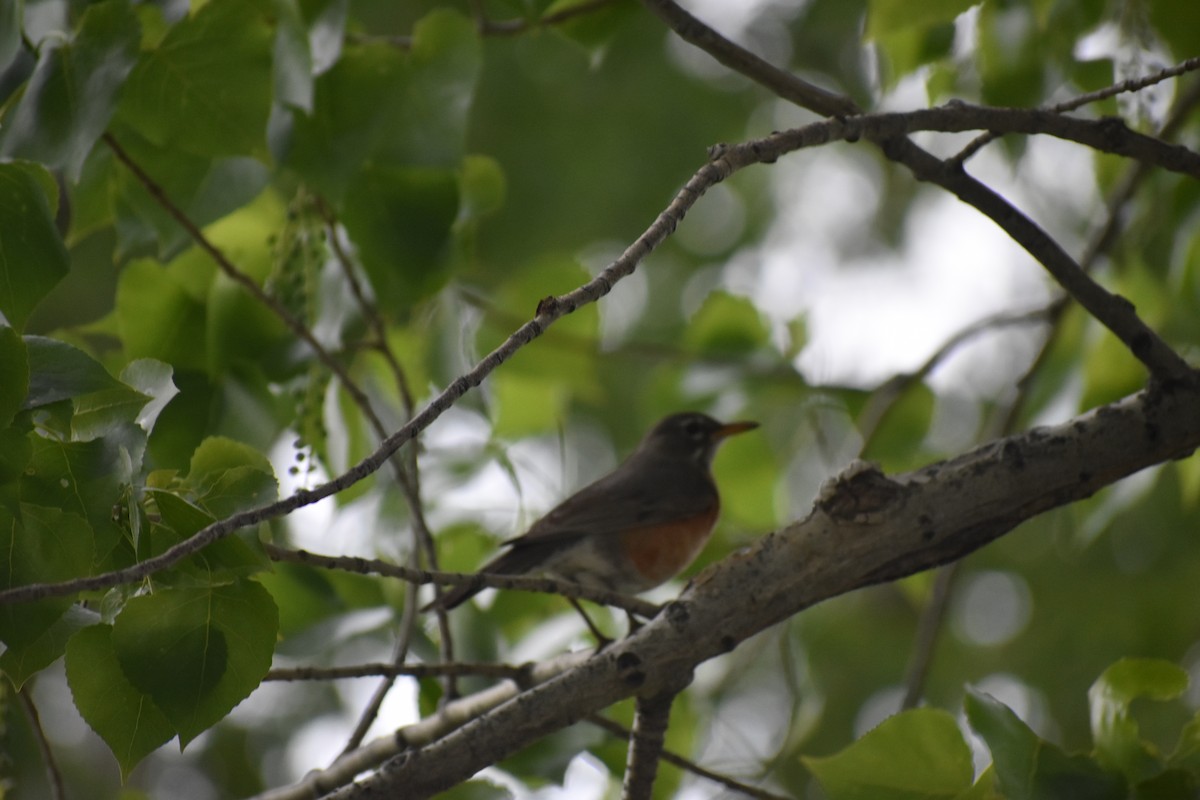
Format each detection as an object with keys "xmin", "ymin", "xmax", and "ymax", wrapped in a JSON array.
[{"xmin": 421, "ymin": 546, "xmax": 545, "ymax": 612}]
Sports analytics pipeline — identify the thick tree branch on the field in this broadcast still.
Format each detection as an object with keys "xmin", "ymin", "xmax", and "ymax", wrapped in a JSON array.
[
  {"xmin": 252, "ymin": 650, "xmax": 593, "ymax": 800},
  {"xmin": 622, "ymin": 690, "xmax": 678, "ymax": 800},
  {"xmin": 332, "ymin": 380, "xmax": 1200, "ymax": 797}
]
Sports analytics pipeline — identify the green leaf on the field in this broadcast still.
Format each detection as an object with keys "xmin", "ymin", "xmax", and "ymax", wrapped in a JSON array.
[
  {"xmin": 339, "ymin": 165, "xmax": 459, "ymax": 311},
  {"xmin": 458, "ymin": 154, "xmax": 507, "ymax": 221},
  {"xmin": 0, "ymin": 0, "xmax": 141, "ymax": 180},
  {"xmin": 20, "ymin": 436, "xmax": 130, "ymax": 564},
  {"xmin": 0, "ymin": 423, "xmax": 32, "ymax": 491},
  {"xmin": 272, "ymin": 0, "xmax": 314, "ymax": 112},
  {"xmin": 256, "ymin": 561, "xmax": 347, "ymax": 637},
  {"xmin": 23, "ymin": 335, "xmax": 126, "ymax": 408},
  {"xmin": 1170, "ymin": 713, "xmax": 1200, "ymax": 772},
  {"xmin": 66, "ymin": 624, "xmax": 176, "ymax": 778},
  {"xmin": 111, "ymin": 579, "xmax": 278, "ymax": 747},
  {"xmin": 1089, "ymin": 658, "xmax": 1188, "ymax": 781},
  {"xmin": 0, "ymin": 162, "xmax": 70, "ymax": 331},
  {"xmin": 542, "ymin": 0, "xmax": 637, "ymax": 51},
  {"xmin": 21, "ymin": 336, "xmax": 153, "ymax": 445},
  {"xmin": 873, "ymin": 23, "xmax": 955, "ymax": 89},
  {"xmin": 184, "ymin": 436, "xmax": 278, "ymax": 518},
  {"xmin": 115, "ymin": 259, "xmax": 208, "ymax": 370},
  {"xmin": 1147, "ymin": 0, "xmax": 1200, "ymax": 61},
  {"xmin": 115, "ymin": 0, "xmax": 273, "ymax": 158},
  {"xmin": 0, "ymin": 0, "xmax": 20, "ymax": 71},
  {"xmin": 804, "ymin": 708, "xmax": 973, "ymax": 799},
  {"xmin": 0, "ymin": 604, "xmax": 97, "ymax": 689},
  {"xmin": 148, "ymin": 489, "xmax": 269, "ymax": 578},
  {"xmin": 71, "ymin": 386, "xmax": 153, "ymax": 442},
  {"xmin": 392, "ymin": 8, "xmax": 481, "ymax": 166},
  {"xmin": 0, "ymin": 504, "xmax": 94, "ymax": 651},
  {"xmin": 187, "ymin": 436, "xmax": 274, "ymax": 483},
  {"xmin": 860, "ymin": 383, "xmax": 936, "ymax": 472},
  {"xmin": 866, "ymin": 0, "xmax": 976, "ymax": 38},
  {"xmin": 284, "ymin": 8, "xmax": 480, "ymax": 200},
  {"xmin": 966, "ymin": 688, "xmax": 1127, "ymax": 800},
  {"xmin": 0, "ymin": 326, "xmax": 28, "ymax": 427},
  {"xmin": 108, "ymin": 128, "xmax": 271, "ymax": 258},
  {"xmin": 492, "ymin": 373, "xmax": 570, "ymax": 438},
  {"xmin": 121, "ymin": 359, "xmax": 179, "ymax": 434},
  {"xmin": 685, "ymin": 292, "xmax": 770, "ymax": 355},
  {"xmin": 206, "ymin": 271, "xmax": 292, "ymax": 378}
]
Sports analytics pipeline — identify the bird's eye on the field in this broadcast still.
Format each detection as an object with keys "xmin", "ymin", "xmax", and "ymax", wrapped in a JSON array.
[{"xmin": 683, "ymin": 419, "xmax": 703, "ymax": 437}]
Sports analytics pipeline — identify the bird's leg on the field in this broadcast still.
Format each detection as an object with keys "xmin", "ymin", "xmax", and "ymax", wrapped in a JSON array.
[{"xmin": 567, "ymin": 597, "xmax": 613, "ymax": 649}]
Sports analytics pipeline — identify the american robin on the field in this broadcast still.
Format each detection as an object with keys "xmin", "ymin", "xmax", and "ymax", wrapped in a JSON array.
[{"xmin": 427, "ymin": 412, "xmax": 758, "ymax": 613}]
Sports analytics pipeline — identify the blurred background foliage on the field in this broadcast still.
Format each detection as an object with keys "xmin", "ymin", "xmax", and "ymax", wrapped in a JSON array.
[{"xmin": 1, "ymin": 0, "xmax": 1199, "ymax": 797}]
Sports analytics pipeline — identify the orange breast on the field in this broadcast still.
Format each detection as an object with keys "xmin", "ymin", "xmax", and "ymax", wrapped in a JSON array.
[{"xmin": 618, "ymin": 505, "xmax": 719, "ymax": 589}]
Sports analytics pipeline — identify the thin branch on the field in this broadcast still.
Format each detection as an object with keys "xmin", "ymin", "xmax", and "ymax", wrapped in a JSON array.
[
  {"xmin": 319, "ymin": 200, "xmax": 418, "ymax": 416},
  {"xmin": 264, "ymin": 544, "xmax": 662, "ymax": 619},
  {"xmin": 954, "ymin": 54, "xmax": 1200, "ymax": 163},
  {"xmin": 1001, "ymin": 73, "xmax": 1200, "ymax": 433},
  {"xmin": 314, "ymin": 196, "xmax": 461, "ymax": 732},
  {"xmin": 265, "ymin": 662, "xmax": 530, "ymax": 681},
  {"xmin": 900, "ymin": 562, "xmax": 960, "ymax": 710},
  {"xmin": 641, "ymin": 0, "xmax": 1194, "ymax": 382},
  {"xmin": 103, "ymin": 134, "xmax": 391, "ymax": 436},
  {"xmin": 586, "ymin": 714, "xmax": 793, "ymax": 800},
  {"xmin": 622, "ymin": 691, "xmax": 676, "ymax": 800},
  {"xmin": 640, "ymin": 0, "xmax": 857, "ymax": 118},
  {"xmin": 856, "ymin": 306, "xmax": 1053, "ymax": 446},
  {"xmin": 17, "ymin": 686, "xmax": 66, "ymax": 800},
  {"xmin": 1, "ymin": 124, "xmax": 719, "ymax": 605},
  {"xmin": 340, "ymin": 578, "xmax": 422, "ymax": 754},
  {"xmin": 1053, "ymin": 55, "xmax": 1200, "ymax": 114}
]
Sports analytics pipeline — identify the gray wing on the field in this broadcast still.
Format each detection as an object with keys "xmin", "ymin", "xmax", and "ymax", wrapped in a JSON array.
[{"xmin": 505, "ymin": 457, "xmax": 716, "ymax": 549}]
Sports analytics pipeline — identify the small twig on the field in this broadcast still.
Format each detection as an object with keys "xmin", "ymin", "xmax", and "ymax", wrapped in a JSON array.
[
  {"xmin": 17, "ymin": 686, "xmax": 66, "ymax": 800},
  {"xmin": 640, "ymin": 0, "xmax": 856, "ymax": 118},
  {"xmin": 857, "ymin": 307, "xmax": 1052, "ymax": 446},
  {"xmin": 264, "ymin": 544, "xmax": 662, "ymax": 618},
  {"xmin": 587, "ymin": 714, "xmax": 793, "ymax": 800},
  {"xmin": 103, "ymin": 134, "xmax": 394, "ymax": 434},
  {"xmin": 319, "ymin": 202, "xmax": 418, "ymax": 416},
  {"xmin": 265, "ymin": 661, "xmax": 530, "ymax": 681},
  {"xmin": 954, "ymin": 54, "xmax": 1200, "ymax": 163},
  {"xmin": 1001, "ymin": 74, "xmax": 1200, "ymax": 433},
  {"xmin": 315, "ymin": 196, "xmax": 461, "ymax": 724},
  {"xmin": 900, "ymin": 563, "xmax": 960, "ymax": 710},
  {"xmin": 339, "ymin": 577, "xmax": 421, "ymax": 754},
  {"xmin": 1052, "ymin": 55, "xmax": 1200, "ymax": 114},
  {"xmin": 622, "ymin": 692, "xmax": 676, "ymax": 800}
]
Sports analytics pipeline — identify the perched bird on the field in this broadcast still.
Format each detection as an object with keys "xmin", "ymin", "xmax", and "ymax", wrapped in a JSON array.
[{"xmin": 427, "ymin": 412, "xmax": 758, "ymax": 614}]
